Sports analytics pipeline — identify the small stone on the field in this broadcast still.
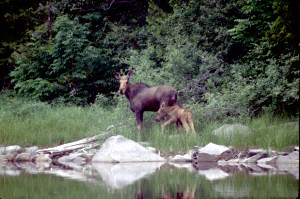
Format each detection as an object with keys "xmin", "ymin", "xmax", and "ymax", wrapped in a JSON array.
[
  {"xmin": 248, "ymin": 148, "xmax": 267, "ymax": 155},
  {"xmin": 242, "ymin": 153, "xmax": 267, "ymax": 163},
  {"xmin": 0, "ymin": 155, "xmax": 8, "ymax": 165},
  {"xmin": 0, "ymin": 145, "xmax": 22, "ymax": 155},
  {"xmin": 15, "ymin": 153, "xmax": 32, "ymax": 162},
  {"xmin": 35, "ymin": 153, "xmax": 52, "ymax": 164},
  {"xmin": 170, "ymin": 150, "xmax": 194, "ymax": 162},
  {"xmin": 25, "ymin": 146, "xmax": 39, "ymax": 155}
]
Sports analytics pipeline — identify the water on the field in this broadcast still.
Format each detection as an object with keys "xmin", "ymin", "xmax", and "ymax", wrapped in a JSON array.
[{"xmin": 0, "ymin": 162, "xmax": 298, "ymax": 199}]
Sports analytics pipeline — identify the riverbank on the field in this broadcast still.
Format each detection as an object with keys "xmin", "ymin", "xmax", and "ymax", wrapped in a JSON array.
[
  {"xmin": 1, "ymin": 95, "xmax": 299, "ymax": 154},
  {"xmin": 1, "ymin": 134, "xmax": 299, "ymax": 181}
]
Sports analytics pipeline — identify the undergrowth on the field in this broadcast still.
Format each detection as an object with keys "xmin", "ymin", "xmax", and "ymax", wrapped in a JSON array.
[{"xmin": 0, "ymin": 94, "xmax": 298, "ymax": 153}]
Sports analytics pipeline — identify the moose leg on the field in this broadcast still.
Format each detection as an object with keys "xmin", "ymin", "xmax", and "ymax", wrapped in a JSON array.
[
  {"xmin": 135, "ymin": 111, "xmax": 144, "ymax": 135},
  {"xmin": 188, "ymin": 113, "xmax": 196, "ymax": 135},
  {"xmin": 161, "ymin": 118, "xmax": 176, "ymax": 134},
  {"xmin": 176, "ymin": 121, "xmax": 182, "ymax": 134},
  {"xmin": 182, "ymin": 120, "xmax": 190, "ymax": 134},
  {"xmin": 189, "ymin": 120, "xmax": 196, "ymax": 135}
]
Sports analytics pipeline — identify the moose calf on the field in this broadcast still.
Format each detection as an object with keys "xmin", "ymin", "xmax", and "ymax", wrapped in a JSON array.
[{"xmin": 156, "ymin": 102, "xmax": 196, "ymax": 135}]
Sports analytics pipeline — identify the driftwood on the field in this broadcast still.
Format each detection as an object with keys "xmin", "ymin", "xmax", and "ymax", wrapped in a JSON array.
[{"xmin": 37, "ymin": 132, "xmax": 111, "ymax": 159}]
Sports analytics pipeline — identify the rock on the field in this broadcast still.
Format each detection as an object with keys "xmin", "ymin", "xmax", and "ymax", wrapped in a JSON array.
[
  {"xmin": 169, "ymin": 162, "xmax": 194, "ymax": 171},
  {"xmin": 218, "ymin": 158, "xmax": 242, "ymax": 166},
  {"xmin": 14, "ymin": 153, "xmax": 32, "ymax": 162},
  {"xmin": 212, "ymin": 124, "xmax": 250, "ymax": 136},
  {"xmin": 197, "ymin": 153, "xmax": 217, "ymax": 162},
  {"xmin": 242, "ymin": 153, "xmax": 267, "ymax": 163},
  {"xmin": 25, "ymin": 146, "xmax": 38, "ymax": 156},
  {"xmin": 91, "ymin": 135, "xmax": 166, "ymax": 163},
  {"xmin": 276, "ymin": 151, "xmax": 299, "ymax": 164},
  {"xmin": 169, "ymin": 150, "xmax": 194, "ymax": 162},
  {"xmin": 294, "ymin": 146, "xmax": 299, "ymax": 151},
  {"xmin": 248, "ymin": 148, "xmax": 267, "ymax": 155},
  {"xmin": 257, "ymin": 156, "xmax": 277, "ymax": 169},
  {"xmin": 35, "ymin": 153, "xmax": 52, "ymax": 168},
  {"xmin": 217, "ymin": 149, "xmax": 236, "ymax": 161},
  {"xmin": 195, "ymin": 143, "xmax": 231, "ymax": 163},
  {"xmin": 145, "ymin": 147, "xmax": 157, "ymax": 153},
  {"xmin": 0, "ymin": 145, "xmax": 22, "ymax": 155},
  {"xmin": 57, "ymin": 153, "xmax": 90, "ymax": 169},
  {"xmin": 0, "ymin": 155, "xmax": 8, "ymax": 165},
  {"xmin": 198, "ymin": 143, "xmax": 230, "ymax": 156}
]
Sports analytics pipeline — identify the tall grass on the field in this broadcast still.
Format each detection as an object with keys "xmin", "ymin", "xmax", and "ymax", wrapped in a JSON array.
[{"xmin": 0, "ymin": 94, "xmax": 298, "ymax": 153}]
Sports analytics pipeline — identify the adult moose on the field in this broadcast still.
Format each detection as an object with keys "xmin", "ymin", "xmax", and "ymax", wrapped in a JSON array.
[{"xmin": 114, "ymin": 70, "xmax": 177, "ymax": 134}]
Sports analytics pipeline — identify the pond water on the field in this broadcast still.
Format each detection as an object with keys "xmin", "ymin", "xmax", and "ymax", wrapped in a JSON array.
[{"xmin": 0, "ymin": 162, "xmax": 298, "ymax": 199}]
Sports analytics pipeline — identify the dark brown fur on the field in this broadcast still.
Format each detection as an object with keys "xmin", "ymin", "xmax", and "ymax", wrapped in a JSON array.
[
  {"xmin": 114, "ymin": 71, "xmax": 177, "ymax": 133},
  {"xmin": 156, "ymin": 102, "xmax": 196, "ymax": 135}
]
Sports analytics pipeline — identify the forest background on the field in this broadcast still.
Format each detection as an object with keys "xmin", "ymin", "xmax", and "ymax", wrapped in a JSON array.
[
  {"xmin": 0, "ymin": 0, "xmax": 299, "ymax": 149},
  {"xmin": 1, "ymin": 0, "xmax": 298, "ymax": 114}
]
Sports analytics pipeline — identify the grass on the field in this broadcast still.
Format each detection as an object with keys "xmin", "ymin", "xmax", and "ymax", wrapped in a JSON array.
[{"xmin": 0, "ymin": 94, "xmax": 299, "ymax": 153}]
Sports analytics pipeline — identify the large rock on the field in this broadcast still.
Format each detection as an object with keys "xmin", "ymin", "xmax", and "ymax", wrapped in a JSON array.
[
  {"xmin": 212, "ymin": 124, "xmax": 250, "ymax": 136},
  {"xmin": 198, "ymin": 143, "xmax": 230, "ymax": 156},
  {"xmin": 276, "ymin": 151, "xmax": 299, "ymax": 164},
  {"xmin": 91, "ymin": 135, "xmax": 165, "ymax": 163},
  {"xmin": 195, "ymin": 143, "xmax": 231, "ymax": 162},
  {"xmin": 275, "ymin": 151, "xmax": 299, "ymax": 179}
]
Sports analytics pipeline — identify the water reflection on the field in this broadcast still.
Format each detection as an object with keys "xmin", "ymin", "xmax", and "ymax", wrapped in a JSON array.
[
  {"xmin": 92, "ymin": 162, "xmax": 164, "ymax": 189},
  {"xmin": 157, "ymin": 184, "xmax": 196, "ymax": 199},
  {"xmin": 0, "ymin": 161, "xmax": 298, "ymax": 199}
]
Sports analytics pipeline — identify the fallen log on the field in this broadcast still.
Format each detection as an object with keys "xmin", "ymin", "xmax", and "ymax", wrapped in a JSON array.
[{"xmin": 37, "ymin": 131, "xmax": 111, "ymax": 158}]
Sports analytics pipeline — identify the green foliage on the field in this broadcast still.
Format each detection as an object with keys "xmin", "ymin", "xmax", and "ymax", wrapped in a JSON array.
[
  {"xmin": 2, "ymin": 0, "xmax": 299, "ymax": 116},
  {"xmin": 10, "ymin": 13, "xmax": 118, "ymax": 104}
]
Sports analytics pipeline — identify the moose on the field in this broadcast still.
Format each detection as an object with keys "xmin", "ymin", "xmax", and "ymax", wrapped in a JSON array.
[
  {"xmin": 114, "ymin": 70, "xmax": 177, "ymax": 134},
  {"xmin": 156, "ymin": 102, "xmax": 196, "ymax": 135}
]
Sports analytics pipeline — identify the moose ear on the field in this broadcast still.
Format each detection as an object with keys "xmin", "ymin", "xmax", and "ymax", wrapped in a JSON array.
[
  {"xmin": 161, "ymin": 101, "xmax": 166, "ymax": 108},
  {"xmin": 113, "ymin": 71, "xmax": 121, "ymax": 80},
  {"xmin": 127, "ymin": 70, "xmax": 133, "ymax": 78}
]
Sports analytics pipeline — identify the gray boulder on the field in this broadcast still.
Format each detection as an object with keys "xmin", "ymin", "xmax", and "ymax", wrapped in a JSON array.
[
  {"xmin": 276, "ymin": 151, "xmax": 299, "ymax": 164},
  {"xmin": 212, "ymin": 124, "xmax": 250, "ymax": 136},
  {"xmin": 198, "ymin": 143, "xmax": 230, "ymax": 156},
  {"xmin": 35, "ymin": 153, "xmax": 52, "ymax": 168},
  {"xmin": 195, "ymin": 143, "xmax": 231, "ymax": 162},
  {"xmin": 92, "ymin": 135, "xmax": 165, "ymax": 163},
  {"xmin": 25, "ymin": 146, "xmax": 39, "ymax": 156}
]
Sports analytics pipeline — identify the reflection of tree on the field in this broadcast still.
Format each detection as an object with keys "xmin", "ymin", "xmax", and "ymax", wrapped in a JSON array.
[{"xmin": 137, "ymin": 184, "xmax": 196, "ymax": 199}]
